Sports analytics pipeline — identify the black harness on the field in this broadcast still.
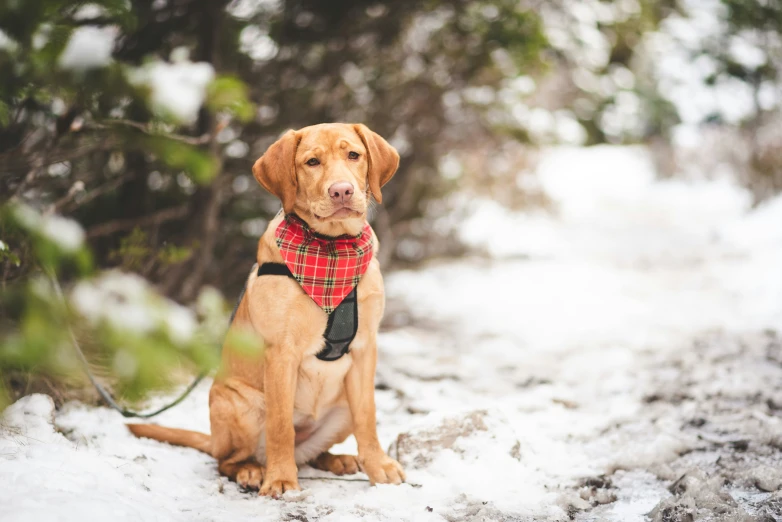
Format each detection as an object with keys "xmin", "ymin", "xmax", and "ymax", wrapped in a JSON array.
[{"xmin": 256, "ymin": 262, "xmax": 358, "ymax": 361}]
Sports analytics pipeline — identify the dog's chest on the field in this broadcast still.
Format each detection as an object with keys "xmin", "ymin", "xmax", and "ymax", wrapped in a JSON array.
[{"xmin": 293, "ymin": 352, "xmax": 354, "ymax": 419}]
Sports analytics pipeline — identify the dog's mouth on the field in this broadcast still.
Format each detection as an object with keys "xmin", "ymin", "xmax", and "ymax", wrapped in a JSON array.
[{"xmin": 314, "ymin": 207, "xmax": 364, "ymax": 221}]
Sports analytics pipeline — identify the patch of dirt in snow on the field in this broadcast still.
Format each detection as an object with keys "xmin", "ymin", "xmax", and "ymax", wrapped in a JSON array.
[
  {"xmin": 392, "ymin": 410, "xmax": 491, "ymax": 468},
  {"xmin": 581, "ymin": 330, "xmax": 782, "ymax": 522}
]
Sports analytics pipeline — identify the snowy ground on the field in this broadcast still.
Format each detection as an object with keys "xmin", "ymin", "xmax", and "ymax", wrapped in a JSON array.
[{"xmin": 3, "ymin": 146, "xmax": 782, "ymax": 521}]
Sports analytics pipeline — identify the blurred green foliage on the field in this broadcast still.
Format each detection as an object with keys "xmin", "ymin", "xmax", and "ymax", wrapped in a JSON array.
[
  {"xmin": 109, "ymin": 227, "xmax": 196, "ymax": 270},
  {"xmin": 0, "ymin": 205, "xmax": 230, "ymax": 410},
  {"xmin": 207, "ymin": 76, "xmax": 255, "ymax": 123}
]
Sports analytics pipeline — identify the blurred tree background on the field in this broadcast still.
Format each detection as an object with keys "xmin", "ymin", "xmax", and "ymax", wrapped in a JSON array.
[{"xmin": 1, "ymin": 0, "xmax": 780, "ymax": 408}]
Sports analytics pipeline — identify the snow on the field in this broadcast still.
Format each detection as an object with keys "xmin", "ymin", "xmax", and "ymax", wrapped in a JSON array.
[
  {"xmin": 72, "ymin": 4, "xmax": 108, "ymax": 21},
  {"xmin": 227, "ymin": 0, "xmax": 282, "ymax": 20},
  {"xmin": 40, "ymin": 214, "xmax": 86, "ymax": 253},
  {"xmin": 0, "ymin": 29, "xmax": 17, "ymax": 51},
  {"xmin": 128, "ymin": 59, "xmax": 215, "ymax": 124},
  {"xmin": 239, "ymin": 26, "xmax": 279, "ymax": 62},
  {"xmin": 647, "ymin": 0, "xmax": 777, "ymax": 147},
  {"xmin": 3, "ymin": 145, "xmax": 782, "ymax": 520},
  {"xmin": 58, "ymin": 26, "xmax": 118, "ymax": 70},
  {"xmin": 70, "ymin": 270, "xmax": 197, "ymax": 343},
  {"xmin": 11, "ymin": 204, "xmax": 86, "ymax": 253}
]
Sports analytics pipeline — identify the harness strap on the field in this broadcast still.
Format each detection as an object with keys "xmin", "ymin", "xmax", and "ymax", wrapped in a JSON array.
[
  {"xmin": 256, "ymin": 262, "xmax": 358, "ymax": 361},
  {"xmin": 319, "ymin": 287, "xmax": 357, "ymax": 361},
  {"xmin": 256, "ymin": 263, "xmax": 296, "ymax": 278}
]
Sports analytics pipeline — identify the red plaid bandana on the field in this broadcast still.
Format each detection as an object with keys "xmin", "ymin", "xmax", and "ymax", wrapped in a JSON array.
[{"xmin": 275, "ymin": 214, "xmax": 374, "ymax": 313}]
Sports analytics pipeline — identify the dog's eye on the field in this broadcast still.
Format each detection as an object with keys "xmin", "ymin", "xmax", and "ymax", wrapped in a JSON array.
[
  {"xmin": 306, "ymin": 158, "xmax": 320, "ymax": 166},
  {"xmin": 348, "ymin": 151, "xmax": 359, "ymax": 160}
]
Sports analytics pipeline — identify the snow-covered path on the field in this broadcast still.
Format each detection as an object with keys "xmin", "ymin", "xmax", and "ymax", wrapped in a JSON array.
[{"xmin": 3, "ymin": 146, "xmax": 782, "ymax": 521}]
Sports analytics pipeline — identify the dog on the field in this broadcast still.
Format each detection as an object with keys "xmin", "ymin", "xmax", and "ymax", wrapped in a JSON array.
[{"xmin": 128, "ymin": 123, "xmax": 405, "ymax": 497}]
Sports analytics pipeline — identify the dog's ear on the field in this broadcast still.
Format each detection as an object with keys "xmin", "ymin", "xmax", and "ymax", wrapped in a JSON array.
[
  {"xmin": 252, "ymin": 130, "xmax": 300, "ymax": 214},
  {"xmin": 353, "ymin": 124, "xmax": 399, "ymax": 204}
]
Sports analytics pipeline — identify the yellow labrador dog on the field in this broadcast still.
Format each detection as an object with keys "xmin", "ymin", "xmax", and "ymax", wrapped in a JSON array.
[{"xmin": 129, "ymin": 123, "xmax": 405, "ymax": 497}]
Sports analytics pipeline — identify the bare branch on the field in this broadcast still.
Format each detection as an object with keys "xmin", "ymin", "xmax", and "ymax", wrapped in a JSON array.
[
  {"xmin": 86, "ymin": 205, "xmax": 189, "ymax": 238},
  {"xmin": 44, "ymin": 181, "xmax": 86, "ymax": 217},
  {"xmin": 57, "ymin": 173, "xmax": 135, "ymax": 215},
  {"xmin": 86, "ymin": 120, "xmax": 212, "ymax": 146},
  {"xmin": 70, "ymin": 16, "xmax": 119, "ymax": 27},
  {"xmin": 1, "ymin": 136, "xmax": 121, "ymax": 179},
  {"xmin": 2, "ymin": 119, "xmax": 209, "ymax": 178}
]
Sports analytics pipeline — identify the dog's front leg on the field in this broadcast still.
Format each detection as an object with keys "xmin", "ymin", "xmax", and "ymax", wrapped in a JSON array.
[
  {"xmin": 345, "ymin": 336, "xmax": 406, "ymax": 485},
  {"xmin": 260, "ymin": 350, "xmax": 301, "ymax": 497}
]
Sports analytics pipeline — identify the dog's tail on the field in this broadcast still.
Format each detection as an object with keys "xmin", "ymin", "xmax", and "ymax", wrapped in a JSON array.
[{"xmin": 127, "ymin": 424, "xmax": 212, "ymax": 455}]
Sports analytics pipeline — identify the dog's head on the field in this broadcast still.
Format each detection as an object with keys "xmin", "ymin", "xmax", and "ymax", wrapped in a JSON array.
[{"xmin": 252, "ymin": 123, "xmax": 399, "ymax": 236}]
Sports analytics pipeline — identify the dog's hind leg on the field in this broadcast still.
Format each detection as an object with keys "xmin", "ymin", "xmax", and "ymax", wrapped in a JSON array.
[
  {"xmin": 310, "ymin": 452, "xmax": 360, "ymax": 475},
  {"xmin": 302, "ymin": 405, "xmax": 359, "ymax": 476},
  {"xmin": 209, "ymin": 378, "xmax": 266, "ymax": 491}
]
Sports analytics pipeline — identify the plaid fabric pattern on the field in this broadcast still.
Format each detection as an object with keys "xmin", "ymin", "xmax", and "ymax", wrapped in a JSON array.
[{"xmin": 275, "ymin": 214, "xmax": 374, "ymax": 314}]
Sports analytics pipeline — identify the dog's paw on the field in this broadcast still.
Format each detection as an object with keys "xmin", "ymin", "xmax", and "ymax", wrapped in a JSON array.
[
  {"xmin": 236, "ymin": 463, "xmax": 265, "ymax": 491},
  {"xmin": 310, "ymin": 453, "xmax": 360, "ymax": 475},
  {"xmin": 260, "ymin": 473, "xmax": 300, "ymax": 498},
  {"xmin": 359, "ymin": 454, "xmax": 406, "ymax": 485}
]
